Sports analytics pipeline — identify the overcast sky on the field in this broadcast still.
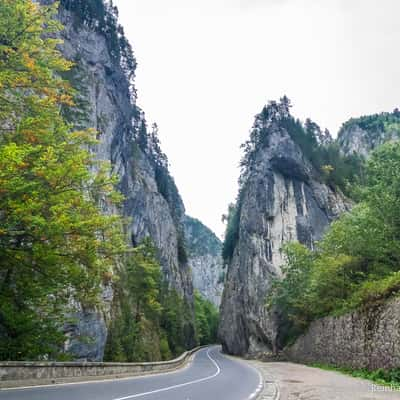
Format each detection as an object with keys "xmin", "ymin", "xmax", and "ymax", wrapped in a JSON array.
[{"xmin": 114, "ymin": 0, "xmax": 400, "ymax": 237}]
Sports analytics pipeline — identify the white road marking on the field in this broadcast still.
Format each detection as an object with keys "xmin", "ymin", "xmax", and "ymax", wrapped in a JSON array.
[
  {"xmin": 268, "ymin": 372, "xmax": 280, "ymax": 400},
  {"xmin": 222, "ymin": 352, "xmax": 264, "ymax": 400},
  {"xmin": 275, "ymin": 385, "xmax": 281, "ymax": 400},
  {"xmin": 261, "ymin": 371, "xmax": 280, "ymax": 400},
  {"xmin": 247, "ymin": 363, "xmax": 264, "ymax": 400},
  {"xmin": 112, "ymin": 348, "xmax": 221, "ymax": 400}
]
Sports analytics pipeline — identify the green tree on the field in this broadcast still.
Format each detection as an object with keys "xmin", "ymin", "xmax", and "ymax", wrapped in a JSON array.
[
  {"xmin": 267, "ymin": 243, "xmax": 315, "ymax": 344},
  {"xmin": 124, "ymin": 238, "xmax": 162, "ymax": 322},
  {"xmin": 160, "ymin": 288, "xmax": 187, "ymax": 356},
  {"xmin": 105, "ymin": 239, "xmax": 163, "ymax": 362},
  {"xmin": 105, "ymin": 237, "xmax": 197, "ymax": 362},
  {"xmin": 363, "ymin": 143, "xmax": 400, "ymax": 264},
  {"xmin": 194, "ymin": 291, "xmax": 219, "ymax": 345},
  {"xmin": 0, "ymin": 0, "xmax": 125, "ymax": 360}
]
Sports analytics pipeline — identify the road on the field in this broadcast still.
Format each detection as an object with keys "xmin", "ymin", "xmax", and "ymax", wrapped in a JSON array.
[{"xmin": 0, "ymin": 346, "xmax": 262, "ymax": 400}]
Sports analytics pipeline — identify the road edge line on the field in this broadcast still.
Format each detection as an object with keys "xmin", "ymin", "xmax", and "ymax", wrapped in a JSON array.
[{"xmin": 112, "ymin": 346, "xmax": 221, "ymax": 400}]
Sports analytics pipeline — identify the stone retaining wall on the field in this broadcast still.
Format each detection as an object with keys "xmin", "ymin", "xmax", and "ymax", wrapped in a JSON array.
[
  {"xmin": 0, "ymin": 347, "xmax": 203, "ymax": 388},
  {"xmin": 286, "ymin": 297, "xmax": 400, "ymax": 370}
]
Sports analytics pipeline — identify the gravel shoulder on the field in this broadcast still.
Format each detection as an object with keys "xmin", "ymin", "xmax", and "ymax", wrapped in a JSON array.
[{"xmin": 245, "ymin": 360, "xmax": 400, "ymax": 400}]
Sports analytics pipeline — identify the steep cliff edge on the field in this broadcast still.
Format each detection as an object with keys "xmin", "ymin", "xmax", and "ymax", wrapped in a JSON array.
[
  {"xmin": 44, "ymin": 0, "xmax": 195, "ymax": 360},
  {"xmin": 219, "ymin": 98, "xmax": 349, "ymax": 356},
  {"xmin": 184, "ymin": 216, "xmax": 224, "ymax": 306}
]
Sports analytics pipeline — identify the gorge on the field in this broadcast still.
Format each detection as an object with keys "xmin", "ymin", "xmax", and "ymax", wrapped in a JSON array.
[{"xmin": 2, "ymin": 1, "xmax": 400, "ymax": 376}]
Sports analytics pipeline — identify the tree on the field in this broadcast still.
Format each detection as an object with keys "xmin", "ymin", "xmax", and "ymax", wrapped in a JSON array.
[
  {"xmin": 104, "ymin": 238, "xmax": 164, "ymax": 363},
  {"xmin": 194, "ymin": 291, "xmax": 219, "ymax": 345},
  {"xmin": 124, "ymin": 238, "xmax": 162, "ymax": 322},
  {"xmin": 0, "ymin": 0, "xmax": 125, "ymax": 360},
  {"xmin": 267, "ymin": 243, "xmax": 315, "ymax": 343},
  {"xmin": 159, "ymin": 288, "xmax": 187, "ymax": 356}
]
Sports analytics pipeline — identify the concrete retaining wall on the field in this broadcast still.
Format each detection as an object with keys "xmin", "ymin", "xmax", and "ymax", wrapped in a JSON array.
[
  {"xmin": 285, "ymin": 297, "xmax": 400, "ymax": 370},
  {"xmin": 0, "ymin": 347, "xmax": 203, "ymax": 388}
]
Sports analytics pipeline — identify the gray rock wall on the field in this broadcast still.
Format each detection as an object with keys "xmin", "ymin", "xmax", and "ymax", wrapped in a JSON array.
[
  {"xmin": 286, "ymin": 298, "xmax": 400, "ymax": 370},
  {"xmin": 43, "ymin": 2, "xmax": 195, "ymax": 360},
  {"xmin": 219, "ymin": 110, "xmax": 349, "ymax": 356},
  {"xmin": 184, "ymin": 216, "xmax": 224, "ymax": 306},
  {"xmin": 338, "ymin": 124, "xmax": 398, "ymax": 158}
]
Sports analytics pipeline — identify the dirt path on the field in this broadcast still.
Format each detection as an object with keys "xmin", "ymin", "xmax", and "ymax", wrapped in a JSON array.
[{"xmin": 246, "ymin": 361, "xmax": 400, "ymax": 400}]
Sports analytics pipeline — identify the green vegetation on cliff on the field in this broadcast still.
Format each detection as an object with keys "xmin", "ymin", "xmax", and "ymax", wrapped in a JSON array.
[
  {"xmin": 338, "ymin": 109, "xmax": 400, "ymax": 140},
  {"xmin": 104, "ymin": 240, "xmax": 218, "ymax": 362},
  {"xmin": 268, "ymin": 142, "xmax": 400, "ymax": 346},
  {"xmin": 240, "ymin": 98, "xmax": 365, "ymax": 195},
  {"xmin": 60, "ymin": 0, "xmax": 136, "ymax": 93},
  {"xmin": 222, "ymin": 202, "xmax": 241, "ymax": 263},
  {"xmin": 281, "ymin": 117, "xmax": 365, "ymax": 194},
  {"xmin": 194, "ymin": 291, "xmax": 219, "ymax": 345},
  {"xmin": 184, "ymin": 216, "xmax": 221, "ymax": 258},
  {"xmin": 105, "ymin": 239, "xmax": 174, "ymax": 362}
]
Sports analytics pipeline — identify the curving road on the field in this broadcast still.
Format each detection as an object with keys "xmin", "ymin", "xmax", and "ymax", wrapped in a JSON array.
[{"xmin": 0, "ymin": 346, "xmax": 262, "ymax": 400}]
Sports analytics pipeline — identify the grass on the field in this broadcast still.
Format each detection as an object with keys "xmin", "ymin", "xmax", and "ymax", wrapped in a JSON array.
[{"xmin": 310, "ymin": 363, "xmax": 400, "ymax": 388}]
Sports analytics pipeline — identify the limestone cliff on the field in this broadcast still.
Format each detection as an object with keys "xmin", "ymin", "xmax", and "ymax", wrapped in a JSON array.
[
  {"xmin": 184, "ymin": 216, "xmax": 224, "ymax": 306},
  {"xmin": 219, "ymin": 99, "xmax": 349, "ymax": 356},
  {"xmin": 338, "ymin": 110, "xmax": 400, "ymax": 157},
  {"xmin": 44, "ymin": 0, "xmax": 195, "ymax": 360}
]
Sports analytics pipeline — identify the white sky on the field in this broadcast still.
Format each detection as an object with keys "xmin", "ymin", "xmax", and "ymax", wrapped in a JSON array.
[{"xmin": 114, "ymin": 0, "xmax": 400, "ymax": 237}]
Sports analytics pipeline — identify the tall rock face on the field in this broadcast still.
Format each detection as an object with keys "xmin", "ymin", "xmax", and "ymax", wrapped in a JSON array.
[
  {"xmin": 184, "ymin": 216, "xmax": 224, "ymax": 307},
  {"xmin": 44, "ymin": 0, "xmax": 194, "ymax": 360},
  {"xmin": 219, "ymin": 99, "xmax": 349, "ymax": 356},
  {"xmin": 338, "ymin": 111, "xmax": 400, "ymax": 157}
]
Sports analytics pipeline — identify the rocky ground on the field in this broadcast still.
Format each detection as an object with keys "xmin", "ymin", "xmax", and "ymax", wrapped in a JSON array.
[{"xmin": 246, "ymin": 361, "xmax": 400, "ymax": 400}]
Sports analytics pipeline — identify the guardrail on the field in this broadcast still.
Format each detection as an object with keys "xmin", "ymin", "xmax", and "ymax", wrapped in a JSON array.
[{"xmin": 0, "ymin": 346, "xmax": 205, "ymax": 389}]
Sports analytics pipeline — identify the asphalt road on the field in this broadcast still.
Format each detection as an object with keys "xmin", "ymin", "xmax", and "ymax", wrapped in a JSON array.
[{"xmin": 0, "ymin": 346, "xmax": 262, "ymax": 400}]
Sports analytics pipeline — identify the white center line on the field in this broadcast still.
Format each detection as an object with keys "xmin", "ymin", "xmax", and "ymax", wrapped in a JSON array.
[{"xmin": 112, "ymin": 348, "xmax": 221, "ymax": 400}]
